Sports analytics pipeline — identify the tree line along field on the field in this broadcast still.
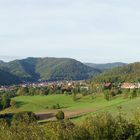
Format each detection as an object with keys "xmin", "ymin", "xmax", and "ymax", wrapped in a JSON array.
[{"xmin": 1, "ymin": 94, "xmax": 140, "ymax": 123}]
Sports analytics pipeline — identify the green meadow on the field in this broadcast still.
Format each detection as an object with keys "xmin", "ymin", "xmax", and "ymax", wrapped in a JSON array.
[{"xmin": 1, "ymin": 94, "xmax": 140, "ymax": 122}]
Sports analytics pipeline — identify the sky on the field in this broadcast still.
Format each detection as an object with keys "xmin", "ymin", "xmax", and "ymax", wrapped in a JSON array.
[{"xmin": 0, "ymin": 0, "xmax": 140, "ymax": 63}]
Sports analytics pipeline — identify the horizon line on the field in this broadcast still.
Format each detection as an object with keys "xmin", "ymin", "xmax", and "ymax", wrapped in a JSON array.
[{"xmin": 0, "ymin": 55, "xmax": 134, "ymax": 64}]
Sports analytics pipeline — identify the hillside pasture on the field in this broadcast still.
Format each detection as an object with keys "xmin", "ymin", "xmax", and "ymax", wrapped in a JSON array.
[{"xmin": 1, "ymin": 94, "xmax": 140, "ymax": 122}]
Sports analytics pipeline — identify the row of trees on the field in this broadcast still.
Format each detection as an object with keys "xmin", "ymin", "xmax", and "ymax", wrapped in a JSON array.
[
  {"xmin": 16, "ymin": 86, "xmax": 93, "ymax": 96},
  {"xmin": 0, "ymin": 93, "xmax": 15, "ymax": 110},
  {"xmin": 104, "ymin": 88, "xmax": 140, "ymax": 101},
  {"xmin": 0, "ymin": 89, "xmax": 18, "ymax": 111},
  {"xmin": 16, "ymin": 86, "xmax": 75, "ymax": 96}
]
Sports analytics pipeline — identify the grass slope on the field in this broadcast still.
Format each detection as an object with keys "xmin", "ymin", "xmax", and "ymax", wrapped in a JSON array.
[{"xmin": 2, "ymin": 94, "xmax": 140, "ymax": 122}]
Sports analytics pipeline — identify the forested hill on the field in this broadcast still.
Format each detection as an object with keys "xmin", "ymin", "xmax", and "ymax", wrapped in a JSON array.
[
  {"xmin": 85, "ymin": 62, "xmax": 126, "ymax": 71},
  {"xmin": 0, "ymin": 57, "xmax": 101, "ymax": 85},
  {"xmin": 93, "ymin": 62, "xmax": 140, "ymax": 83},
  {"xmin": 0, "ymin": 68, "xmax": 21, "ymax": 85}
]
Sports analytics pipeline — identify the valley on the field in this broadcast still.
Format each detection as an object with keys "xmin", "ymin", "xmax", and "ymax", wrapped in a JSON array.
[{"xmin": 1, "ymin": 57, "xmax": 140, "ymax": 139}]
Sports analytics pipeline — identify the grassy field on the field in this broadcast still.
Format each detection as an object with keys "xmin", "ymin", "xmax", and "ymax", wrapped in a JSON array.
[{"xmin": 1, "ymin": 94, "xmax": 140, "ymax": 122}]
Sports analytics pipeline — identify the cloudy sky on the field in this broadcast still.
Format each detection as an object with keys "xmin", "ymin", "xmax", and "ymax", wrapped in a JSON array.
[{"xmin": 0, "ymin": 0, "xmax": 140, "ymax": 63}]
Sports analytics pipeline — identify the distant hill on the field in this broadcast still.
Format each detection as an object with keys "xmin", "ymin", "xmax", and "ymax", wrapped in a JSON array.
[
  {"xmin": 85, "ymin": 62, "xmax": 126, "ymax": 71},
  {"xmin": 0, "ymin": 57, "xmax": 101, "ymax": 85},
  {"xmin": 93, "ymin": 62, "xmax": 140, "ymax": 83},
  {"xmin": 35, "ymin": 57, "xmax": 101, "ymax": 81},
  {"xmin": 0, "ymin": 60, "xmax": 5, "ymax": 65},
  {"xmin": 0, "ymin": 68, "xmax": 21, "ymax": 85},
  {"xmin": 5, "ymin": 58, "xmax": 40, "ymax": 81}
]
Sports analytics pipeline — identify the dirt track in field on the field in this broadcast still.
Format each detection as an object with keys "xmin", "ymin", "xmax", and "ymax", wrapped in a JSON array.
[{"xmin": 36, "ymin": 109, "xmax": 96, "ymax": 120}]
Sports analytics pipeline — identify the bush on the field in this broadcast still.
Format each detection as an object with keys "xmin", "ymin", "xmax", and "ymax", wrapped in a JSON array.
[
  {"xmin": 0, "ymin": 123, "xmax": 46, "ymax": 140},
  {"xmin": 130, "ymin": 89, "xmax": 137, "ymax": 99},
  {"xmin": 56, "ymin": 111, "xmax": 65, "ymax": 120},
  {"xmin": 50, "ymin": 103, "xmax": 61, "ymax": 109},
  {"xmin": 72, "ymin": 92, "xmax": 77, "ymax": 101},
  {"xmin": 1, "ymin": 95, "xmax": 11, "ymax": 109},
  {"xmin": 1, "ymin": 111, "xmax": 140, "ymax": 139},
  {"xmin": 10, "ymin": 100, "xmax": 17, "ymax": 108},
  {"xmin": 44, "ymin": 120, "xmax": 90, "ymax": 140},
  {"xmin": 83, "ymin": 113, "xmax": 116, "ymax": 139},
  {"xmin": 82, "ymin": 112, "xmax": 140, "ymax": 140},
  {"xmin": 104, "ymin": 90, "xmax": 111, "ymax": 101},
  {"xmin": 12, "ymin": 111, "xmax": 38, "ymax": 124},
  {"xmin": 0, "ymin": 118, "xmax": 10, "ymax": 128},
  {"xmin": 91, "ymin": 93, "xmax": 96, "ymax": 100}
]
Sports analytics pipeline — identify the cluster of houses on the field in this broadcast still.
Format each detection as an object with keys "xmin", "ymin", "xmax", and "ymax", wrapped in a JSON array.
[
  {"xmin": 0, "ymin": 80, "xmax": 88, "ymax": 92},
  {"xmin": 121, "ymin": 83, "xmax": 140, "ymax": 89},
  {"xmin": 0, "ymin": 86, "xmax": 16, "ymax": 91},
  {"xmin": 1, "ymin": 80, "xmax": 139, "ymax": 93},
  {"xmin": 104, "ymin": 82, "xmax": 140, "ymax": 89}
]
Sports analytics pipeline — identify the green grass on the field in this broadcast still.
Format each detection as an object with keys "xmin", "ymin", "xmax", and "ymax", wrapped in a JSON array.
[
  {"xmin": 1, "ymin": 94, "xmax": 140, "ymax": 122},
  {"xmin": 73, "ymin": 96, "xmax": 140, "ymax": 123},
  {"xmin": 9, "ymin": 95, "xmax": 127, "ymax": 112}
]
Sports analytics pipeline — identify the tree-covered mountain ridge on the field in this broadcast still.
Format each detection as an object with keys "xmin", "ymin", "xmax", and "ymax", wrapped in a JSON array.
[
  {"xmin": 85, "ymin": 62, "xmax": 126, "ymax": 71},
  {"xmin": 93, "ymin": 62, "xmax": 140, "ymax": 83},
  {"xmin": 0, "ymin": 57, "xmax": 101, "ymax": 85}
]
